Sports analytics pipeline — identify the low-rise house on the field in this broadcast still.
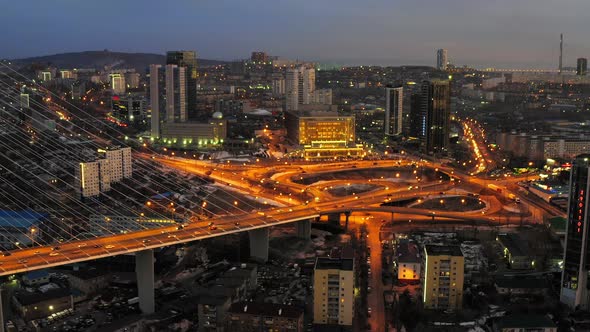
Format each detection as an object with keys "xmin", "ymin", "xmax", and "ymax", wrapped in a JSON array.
[
  {"xmin": 13, "ymin": 288, "xmax": 73, "ymax": 321},
  {"xmin": 22, "ymin": 270, "xmax": 50, "ymax": 287},
  {"xmin": 494, "ymin": 276, "xmax": 549, "ymax": 296},
  {"xmin": 227, "ymin": 302, "xmax": 304, "ymax": 332},
  {"xmin": 494, "ymin": 314, "xmax": 557, "ymax": 332},
  {"xmin": 497, "ymin": 234, "xmax": 536, "ymax": 270}
]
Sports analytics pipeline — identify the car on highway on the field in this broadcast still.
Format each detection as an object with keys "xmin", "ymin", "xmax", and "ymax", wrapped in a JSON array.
[
  {"xmin": 234, "ymin": 222, "xmax": 240, "ymax": 226},
  {"xmin": 209, "ymin": 225, "xmax": 218, "ymax": 230},
  {"xmin": 176, "ymin": 225, "xmax": 184, "ymax": 230},
  {"xmin": 367, "ymin": 307, "xmax": 372, "ymax": 317},
  {"xmin": 142, "ymin": 239, "xmax": 151, "ymax": 244},
  {"xmin": 78, "ymin": 243, "xmax": 87, "ymax": 248},
  {"xmin": 105, "ymin": 245, "xmax": 115, "ymax": 249},
  {"xmin": 49, "ymin": 252, "xmax": 59, "ymax": 257},
  {"xmin": 52, "ymin": 246, "xmax": 61, "ymax": 251},
  {"xmin": 18, "ymin": 259, "xmax": 28, "ymax": 264},
  {"xmin": 2, "ymin": 252, "xmax": 10, "ymax": 257}
]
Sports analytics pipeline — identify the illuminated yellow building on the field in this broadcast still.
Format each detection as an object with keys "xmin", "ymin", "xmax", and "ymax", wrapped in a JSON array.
[
  {"xmin": 313, "ymin": 247, "xmax": 355, "ymax": 327},
  {"xmin": 285, "ymin": 111, "xmax": 364, "ymax": 160},
  {"xmin": 159, "ymin": 118, "xmax": 227, "ymax": 147},
  {"xmin": 422, "ymin": 245, "xmax": 464, "ymax": 311}
]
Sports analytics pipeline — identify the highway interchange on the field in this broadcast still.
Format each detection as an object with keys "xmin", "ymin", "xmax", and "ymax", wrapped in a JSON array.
[{"xmin": 0, "ymin": 118, "xmax": 569, "ymax": 332}]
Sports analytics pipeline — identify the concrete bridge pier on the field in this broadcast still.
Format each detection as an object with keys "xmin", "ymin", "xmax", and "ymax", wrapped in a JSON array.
[
  {"xmin": 135, "ymin": 249, "xmax": 155, "ymax": 314},
  {"xmin": 327, "ymin": 213, "xmax": 341, "ymax": 225},
  {"xmin": 344, "ymin": 211, "xmax": 351, "ymax": 231},
  {"xmin": 249, "ymin": 228, "xmax": 269, "ymax": 262},
  {"xmin": 296, "ymin": 219, "xmax": 312, "ymax": 239}
]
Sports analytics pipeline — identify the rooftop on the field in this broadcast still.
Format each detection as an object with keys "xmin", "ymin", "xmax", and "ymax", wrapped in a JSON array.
[
  {"xmin": 494, "ymin": 276, "xmax": 548, "ymax": 289},
  {"xmin": 315, "ymin": 246, "xmax": 355, "ymax": 271},
  {"xmin": 228, "ymin": 302, "xmax": 303, "ymax": 319},
  {"xmin": 548, "ymin": 216, "xmax": 566, "ymax": 233},
  {"xmin": 424, "ymin": 245, "xmax": 463, "ymax": 257},
  {"xmin": 24, "ymin": 270, "xmax": 49, "ymax": 281},
  {"xmin": 195, "ymin": 294, "xmax": 230, "ymax": 306},
  {"xmin": 69, "ymin": 268, "xmax": 109, "ymax": 280},
  {"xmin": 0, "ymin": 210, "xmax": 47, "ymax": 228},
  {"xmin": 14, "ymin": 288, "xmax": 71, "ymax": 306},
  {"xmin": 315, "ymin": 257, "xmax": 354, "ymax": 271},
  {"xmin": 397, "ymin": 240, "xmax": 420, "ymax": 263},
  {"xmin": 496, "ymin": 314, "xmax": 556, "ymax": 329},
  {"xmin": 497, "ymin": 233, "xmax": 531, "ymax": 257}
]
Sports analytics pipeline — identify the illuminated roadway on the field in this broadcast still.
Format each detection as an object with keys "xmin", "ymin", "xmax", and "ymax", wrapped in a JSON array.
[
  {"xmin": 0, "ymin": 143, "xmax": 562, "ymax": 276},
  {"xmin": 0, "ymin": 182, "xmax": 488, "ymax": 276}
]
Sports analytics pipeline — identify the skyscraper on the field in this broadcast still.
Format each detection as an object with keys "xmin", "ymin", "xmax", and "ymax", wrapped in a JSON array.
[
  {"xmin": 437, "ymin": 49, "xmax": 448, "ymax": 71},
  {"xmin": 409, "ymin": 93, "xmax": 426, "ymax": 139},
  {"xmin": 285, "ymin": 66, "xmax": 316, "ymax": 111},
  {"xmin": 149, "ymin": 65, "xmax": 164, "ymax": 139},
  {"xmin": 166, "ymin": 51, "xmax": 198, "ymax": 117},
  {"xmin": 384, "ymin": 86, "xmax": 403, "ymax": 136},
  {"xmin": 561, "ymin": 154, "xmax": 590, "ymax": 308},
  {"xmin": 165, "ymin": 64, "xmax": 187, "ymax": 123},
  {"xmin": 559, "ymin": 34, "xmax": 564, "ymax": 75},
  {"xmin": 577, "ymin": 58, "xmax": 588, "ymax": 76},
  {"xmin": 149, "ymin": 64, "xmax": 187, "ymax": 139},
  {"xmin": 424, "ymin": 80, "xmax": 451, "ymax": 153}
]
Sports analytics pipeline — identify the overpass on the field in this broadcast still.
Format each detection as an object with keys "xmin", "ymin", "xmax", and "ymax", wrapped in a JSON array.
[{"xmin": 0, "ymin": 190, "xmax": 495, "ymax": 313}]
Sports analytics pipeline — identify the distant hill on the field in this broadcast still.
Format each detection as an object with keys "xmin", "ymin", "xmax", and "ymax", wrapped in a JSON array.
[{"xmin": 12, "ymin": 50, "xmax": 228, "ymax": 72}]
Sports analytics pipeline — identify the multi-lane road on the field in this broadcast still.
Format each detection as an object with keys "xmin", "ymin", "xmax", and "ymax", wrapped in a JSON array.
[
  {"xmin": 0, "ymin": 163, "xmax": 498, "ymax": 276},
  {"xmin": 0, "ymin": 148, "xmax": 562, "ymax": 277}
]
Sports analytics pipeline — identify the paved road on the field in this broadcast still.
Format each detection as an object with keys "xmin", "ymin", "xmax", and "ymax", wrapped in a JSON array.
[{"xmin": 366, "ymin": 219, "xmax": 386, "ymax": 332}]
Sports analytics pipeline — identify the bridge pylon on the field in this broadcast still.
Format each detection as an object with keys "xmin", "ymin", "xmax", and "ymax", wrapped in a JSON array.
[
  {"xmin": 136, "ymin": 249, "xmax": 155, "ymax": 314},
  {"xmin": 296, "ymin": 219, "xmax": 312, "ymax": 239},
  {"xmin": 249, "ymin": 228, "xmax": 269, "ymax": 262}
]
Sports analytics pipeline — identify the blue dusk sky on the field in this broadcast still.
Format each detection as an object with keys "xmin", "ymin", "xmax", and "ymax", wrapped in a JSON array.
[{"xmin": 1, "ymin": 0, "xmax": 589, "ymax": 68}]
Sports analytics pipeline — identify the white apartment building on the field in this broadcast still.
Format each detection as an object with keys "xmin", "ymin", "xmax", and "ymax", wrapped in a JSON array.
[{"xmin": 76, "ymin": 147, "xmax": 132, "ymax": 198}]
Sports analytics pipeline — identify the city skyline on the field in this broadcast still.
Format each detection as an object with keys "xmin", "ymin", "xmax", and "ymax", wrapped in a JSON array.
[{"xmin": 1, "ymin": 0, "xmax": 590, "ymax": 68}]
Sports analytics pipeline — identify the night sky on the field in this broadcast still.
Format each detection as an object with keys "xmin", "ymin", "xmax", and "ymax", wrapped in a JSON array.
[{"xmin": 1, "ymin": 0, "xmax": 589, "ymax": 68}]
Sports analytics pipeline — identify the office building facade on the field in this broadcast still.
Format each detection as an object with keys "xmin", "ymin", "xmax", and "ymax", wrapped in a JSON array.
[
  {"xmin": 384, "ymin": 86, "xmax": 403, "ymax": 136},
  {"xmin": 422, "ymin": 245, "xmax": 464, "ymax": 310},
  {"xmin": 561, "ymin": 155, "xmax": 590, "ymax": 308}
]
